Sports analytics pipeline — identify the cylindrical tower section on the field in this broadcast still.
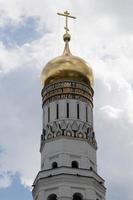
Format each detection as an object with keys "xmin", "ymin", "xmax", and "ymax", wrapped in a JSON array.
[
  {"xmin": 41, "ymin": 80, "xmax": 95, "ymax": 140},
  {"xmin": 40, "ymin": 39, "xmax": 97, "ymax": 173}
]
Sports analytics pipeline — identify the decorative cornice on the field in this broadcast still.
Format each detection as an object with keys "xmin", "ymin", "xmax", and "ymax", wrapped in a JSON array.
[
  {"xmin": 40, "ymin": 120, "xmax": 97, "ymax": 152},
  {"xmin": 41, "ymin": 80, "xmax": 94, "ymax": 107},
  {"xmin": 32, "ymin": 167, "xmax": 106, "ymax": 191}
]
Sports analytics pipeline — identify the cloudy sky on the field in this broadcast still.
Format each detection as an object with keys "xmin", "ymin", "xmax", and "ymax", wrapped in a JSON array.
[{"xmin": 0, "ymin": 0, "xmax": 133, "ymax": 199}]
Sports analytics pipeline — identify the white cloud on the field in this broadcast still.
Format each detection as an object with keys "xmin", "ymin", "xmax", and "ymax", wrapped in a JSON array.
[
  {"xmin": 0, "ymin": 66, "xmax": 41, "ymax": 188},
  {"xmin": 0, "ymin": 172, "xmax": 12, "ymax": 188},
  {"xmin": 100, "ymin": 105, "xmax": 123, "ymax": 119}
]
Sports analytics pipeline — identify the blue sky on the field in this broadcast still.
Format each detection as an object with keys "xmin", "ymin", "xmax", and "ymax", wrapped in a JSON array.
[
  {"xmin": 0, "ymin": 175, "xmax": 32, "ymax": 200},
  {"xmin": 0, "ymin": 16, "xmax": 42, "ymax": 47},
  {"xmin": 0, "ymin": 0, "xmax": 133, "ymax": 200}
]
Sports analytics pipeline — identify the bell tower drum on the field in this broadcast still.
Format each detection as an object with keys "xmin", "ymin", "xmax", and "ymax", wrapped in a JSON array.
[{"xmin": 32, "ymin": 11, "xmax": 106, "ymax": 200}]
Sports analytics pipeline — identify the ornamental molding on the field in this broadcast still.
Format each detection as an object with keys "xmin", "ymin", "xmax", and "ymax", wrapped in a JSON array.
[
  {"xmin": 40, "ymin": 120, "xmax": 97, "ymax": 150},
  {"xmin": 41, "ymin": 80, "xmax": 94, "ymax": 107}
]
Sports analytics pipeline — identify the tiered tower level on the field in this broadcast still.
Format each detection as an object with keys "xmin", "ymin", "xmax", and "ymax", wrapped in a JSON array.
[{"xmin": 32, "ymin": 11, "xmax": 106, "ymax": 200}]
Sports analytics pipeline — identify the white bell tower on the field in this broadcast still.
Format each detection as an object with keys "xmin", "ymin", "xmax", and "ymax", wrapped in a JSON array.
[{"xmin": 32, "ymin": 11, "xmax": 106, "ymax": 200}]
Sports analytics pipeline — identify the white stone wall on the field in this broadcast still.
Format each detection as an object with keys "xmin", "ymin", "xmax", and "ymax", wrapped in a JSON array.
[
  {"xmin": 32, "ymin": 174, "xmax": 105, "ymax": 200},
  {"xmin": 41, "ymin": 138, "xmax": 97, "ymax": 172}
]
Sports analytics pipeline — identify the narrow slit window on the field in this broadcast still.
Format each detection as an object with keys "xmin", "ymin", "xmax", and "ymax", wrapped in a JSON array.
[
  {"xmin": 77, "ymin": 103, "xmax": 79, "ymax": 119},
  {"xmin": 48, "ymin": 107, "xmax": 50, "ymax": 122},
  {"xmin": 86, "ymin": 106, "xmax": 88, "ymax": 122},
  {"xmin": 67, "ymin": 103, "xmax": 69, "ymax": 118},
  {"xmin": 56, "ymin": 103, "xmax": 59, "ymax": 119}
]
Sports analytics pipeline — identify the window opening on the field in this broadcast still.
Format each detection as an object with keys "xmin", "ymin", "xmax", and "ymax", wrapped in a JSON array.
[
  {"xmin": 90, "ymin": 166, "xmax": 93, "ymax": 171},
  {"xmin": 47, "ymin": 194, "xmax": 57, "ymax": 200},
  {"xmin": 86, "ymin": 105, "xmax": 88, "ymax": 122},
  {"xmin": 77, "ymin": 103, "xmax": 79, "ymax": 119},
  {"xmin": 48, "ymin": 107, "xmax": 50, "ymax": 122},
  {"xmin": 71, "ymin": 161, "xmax": 79, "ymax": 168},
  {"xmin": 52, "ymin": 162, "xmax": 58, "ymax": 169},
  {"xmin": 56, "ymin": 103, "xmax": 59, "ymax": 119},
  {"xmin": 73, "ymin": 193, "xmax": 83, "ymax": 200},
  {"xmin": 67, "ymin": 102, "xmax": 69, "ymax": 118}
]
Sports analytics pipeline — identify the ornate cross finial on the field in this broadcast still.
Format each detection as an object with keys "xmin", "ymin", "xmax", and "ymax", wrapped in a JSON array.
[{"xmin": 57, "ymin": 11, "xmax": 76, "ymax": 34}]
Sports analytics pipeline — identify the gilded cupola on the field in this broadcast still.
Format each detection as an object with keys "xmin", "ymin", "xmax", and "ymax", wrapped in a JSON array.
[{"xmin": 41, "ymin": 11, "xmax": 93, "ymax": 87}]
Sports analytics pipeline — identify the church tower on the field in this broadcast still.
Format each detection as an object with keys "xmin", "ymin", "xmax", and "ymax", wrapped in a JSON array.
[{"xmin": 32, "ymin": 11, "xmax": 106, "ymax": 200}]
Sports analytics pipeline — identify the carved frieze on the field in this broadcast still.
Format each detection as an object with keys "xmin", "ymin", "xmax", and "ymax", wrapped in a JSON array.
[
  {"xmin": 41, "ymin": 120, "xmax": 97, "ymax": 149},
  {"xmin": 41, "ymin": 80, "xmax": 94, "ymax": 107}
]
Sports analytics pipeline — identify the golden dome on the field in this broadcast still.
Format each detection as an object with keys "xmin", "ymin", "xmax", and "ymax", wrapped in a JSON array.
[{"xmin": 41, "ymin": 34, "xmax": 93, "ymax": 87}]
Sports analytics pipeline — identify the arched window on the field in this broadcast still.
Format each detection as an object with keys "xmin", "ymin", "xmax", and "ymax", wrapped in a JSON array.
[
  {"xmin": 73, "ymin": 193, "xmax": 83, "ymax": 200},
  {"xmin": 90, "ymin": 166, "xmax": 93, "ymax": 171},
  {"xmin": 52, "ymin": 162, "xmax": 58, "ymax": 169},
  {"xmin": 71, "ymin": 161, "xmax": 79, "ymax": 168},
  {"xmin": 47, "ymin": 194, "xmax": 57, "ymax": 200}
]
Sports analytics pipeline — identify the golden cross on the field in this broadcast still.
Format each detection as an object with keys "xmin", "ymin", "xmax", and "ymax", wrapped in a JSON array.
[{"xmin": 57, "ymin": 11, "xmax": 76, "ymax": 33}]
